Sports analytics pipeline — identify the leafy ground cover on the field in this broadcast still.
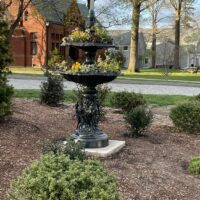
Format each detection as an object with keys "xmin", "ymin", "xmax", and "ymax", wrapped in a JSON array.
[
  {"xmin": 0, "ymin": 99, "xmax": 200, "ymax": 200},
  {"xmin": 14, "ymin": 89, "xmax": 192, "ymax": 106}
]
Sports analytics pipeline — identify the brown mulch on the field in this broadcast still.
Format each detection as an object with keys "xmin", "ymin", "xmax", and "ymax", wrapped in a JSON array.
[{"xmin": 0, "ymin": 99, "xmax": 200, "ymax": 200}]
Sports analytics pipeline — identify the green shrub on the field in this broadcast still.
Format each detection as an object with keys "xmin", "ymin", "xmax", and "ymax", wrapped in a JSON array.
[
  {"xmin": 0, "ymin": 16, "xmax": 13, "ymax": 121},
  {"xmin": 8, "ymin": 154, "xmax": 119, "ymax": 200},
  {"xmin": 189, "ymin": 157, "xmax": 200, "ymax": 175},
  {"xmin": 43, "ymin": 138, "xmax": 86, "ymax": 161},
  {"xmin": 194, "ymin": 94, "xmax": 200, "ymax": 101},
  {"xmin": 99, "ymin": 50, "xmax": 126, "ymax": 68},
  {"xmin": 0, "ymin": 81, "xmax": 13, "ymax": 121},
  {"xmin": 125, "ymin": 106, "xmax": 153, "ymax": 137},
  {"xmin": 0, "ymin": 19, "xmax": 12, "ymax": 80},
  {"xmin": 170, "ymin": 101, "xmax": 200, "ymax": 134},
  {"xmin": 110, "ymin": 91, "xmax": 146, "ymax": 113},
  {"xmin": 48, "ymin": 49, "xmax": 62, "ymax": 68},
  {"xmin": 40, "ymin": 74, "xmax": 64, "ymax": 106}
]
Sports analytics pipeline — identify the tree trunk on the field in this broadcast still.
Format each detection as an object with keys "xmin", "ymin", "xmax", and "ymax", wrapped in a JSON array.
[
  {"xmin": 128, "ymin": 2, "xmax": 140, "ymax": 72},
  {"xmin": 151, "ymin": 17, "xmax": 156, "ymax": 68},
  {"xmin": 5, "ymin": 0, "xmax": 31, "ymax": 42},
  {"xmin": 174, "ymin": 2, "xmax": 181, "ymax": 69}
]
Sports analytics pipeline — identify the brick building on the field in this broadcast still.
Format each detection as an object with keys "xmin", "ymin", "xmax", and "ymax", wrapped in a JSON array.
[{"xmin": 8, "ymin": 0, "xmax": 88, "ymax": 67}]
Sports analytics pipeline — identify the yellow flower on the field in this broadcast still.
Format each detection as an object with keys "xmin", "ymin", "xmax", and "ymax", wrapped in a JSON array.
[{"xmin": 72, "ymin": 62, "xmax": 81, "ymax": 71}]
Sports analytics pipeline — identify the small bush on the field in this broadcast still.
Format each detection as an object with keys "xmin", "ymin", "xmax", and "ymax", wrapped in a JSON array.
[
  {"xmin": 110, "ymin": 91, "xmax": 146, "ymax": 113},
  {"xmin": 189, "ymin": 157, "xmax": 200, "ymax": 175},
  {"xmin": 125, "ymin": 106, "xmax": 153, "ymax": 137},
  {"xmin": 8, "ymin": 154, "xmax": 119, "ymax": 200},
  {"xmin": 0, "ymin": 81, "xmax": 13, "ymax": 121},
  {"xmin": 43, "ymin": 138, "xmax": 86, "ymax": 161},
  {"xmin": 170, "ymin": 101, "xmax": 200, "ymax": 134},
  {"xmin": 40, "ymin": 74, "xmax": 64, "ymax": 106},
  {"xmin": 194, "ymin": 94, "xmax": 200, "ymax": 101}
]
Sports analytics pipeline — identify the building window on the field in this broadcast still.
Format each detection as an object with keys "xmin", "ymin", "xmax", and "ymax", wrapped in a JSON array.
[
  {"xmin": 52, "ymin": 43, "xmax": 55, "ymax": 50},
  {"xmin": 145, "ymin": 58, "xmax": 149, "ymax": 64},
  {"xmin": 56, "ymin": 43, "xmax": 60, "ymax": 49},
  {"xmin": 31, "ymin": 42, "xmax": 37, "ymax": 55},
  {"xmin": 24, "ymin": 11, "xmax": 29, "ymax": 21},
  {"xmin": 115, "ymin": 46, "xmax": 119, "ymax": 50},
  {"xmin": 56, "ymin": 34, "xmax": 59, "ymax": 40},
  {"xmin": 123, "ymin": 46, "xmax": 128, "ymax": 51},
  {"xmin": 51, "ymin": 33, "xmax": 55, "ymax": 40},
  {"xmin": 30, "ymin": 32, "xmax": 38, "ymax": 40}
]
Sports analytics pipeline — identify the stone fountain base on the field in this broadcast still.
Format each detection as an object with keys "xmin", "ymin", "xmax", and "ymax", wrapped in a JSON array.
[{"xmin": 84, "ymin": 140, "xmax": 125, "ymax": 157}]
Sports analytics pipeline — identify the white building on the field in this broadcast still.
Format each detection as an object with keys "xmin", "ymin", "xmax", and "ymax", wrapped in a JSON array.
[{"xmin": 108, "ymin": 30, "xmax": 146, "ymax": 68}]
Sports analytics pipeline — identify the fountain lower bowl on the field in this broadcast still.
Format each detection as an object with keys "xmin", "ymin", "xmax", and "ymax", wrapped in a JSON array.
[{"xmin": 61, "ymin": 72, "xmax": 119, "ymax": 87}]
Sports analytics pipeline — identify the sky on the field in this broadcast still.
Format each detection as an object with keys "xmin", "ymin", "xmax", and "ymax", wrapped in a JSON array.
[{"xmin": 78, "ymin": 0, "xmax": 200, "ymax": 30}]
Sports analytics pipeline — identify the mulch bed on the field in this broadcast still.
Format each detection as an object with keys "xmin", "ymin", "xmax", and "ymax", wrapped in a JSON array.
[{"xmin": 0, "ymin": 99, "xmax": 200, "ymax": 200}]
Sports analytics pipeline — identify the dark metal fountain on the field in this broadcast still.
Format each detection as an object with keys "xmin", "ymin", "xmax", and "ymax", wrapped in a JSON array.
[{"xmin": 61, "ymin": 0, "xmax": 118, "ymax": 148}]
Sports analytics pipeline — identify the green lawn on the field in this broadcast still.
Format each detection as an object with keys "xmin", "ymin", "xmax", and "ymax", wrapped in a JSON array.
[
  {"xmin": 14, "ymin": 89, "xmax": 193, "ymax": 107},
  {"xmin": 9, "ymin": 67, "xmax": 200, "ymax": 82},
  {"xmin": 9, "ymin": 67, "xmax": 44, "ymax": 75},
  {"xmin": 121, "ymin": 69, "xmax": 200, "ymax": 82}
]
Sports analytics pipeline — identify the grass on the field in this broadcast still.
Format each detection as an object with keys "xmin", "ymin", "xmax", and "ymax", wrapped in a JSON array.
[
  {"xmin": 14, "ymin": 89, "xmax": 77, "ymax": 103},
  {"xmin": 14, "ymin": 89, "xmax": 193, "ymax": 107},
  {"xmin": 121, "ymin": 69, "xmax": 200, "ymax": 82},
  {"xmin": 9, "ymin": 67, "xmax": 44, "ymax": 76},
  {"xmin": 10, "ymin": 67, "xmax": 200, "ymax": 83}
]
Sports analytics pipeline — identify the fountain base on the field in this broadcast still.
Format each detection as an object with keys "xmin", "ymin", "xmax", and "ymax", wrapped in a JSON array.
[{"xmin": 72, "ymin": 130, "xmax": 108, "ymax": 148}]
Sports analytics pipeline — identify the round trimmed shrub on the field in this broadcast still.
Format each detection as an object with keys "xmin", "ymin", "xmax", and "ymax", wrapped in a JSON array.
[
  {"xmin": 110, "ymin": 91, "xmax": 146, "ymax": 113},
  {"xmin": 125, "ymin": 106, "xmax": 153, "ymax": 137},
  {"xmin": 170, "ymin": 101, "xmax": 200, "ymax": 134},
  {"xmin": 8, "ymin": 154, "xmax": 119, "ymax": 200},
  {"xmin": 189, "ymin": 157, "xmax": 200, "ymax": 175},
  {"xmin": 40, "ymin": 74, "xmax": 64, "ymax": 106}
]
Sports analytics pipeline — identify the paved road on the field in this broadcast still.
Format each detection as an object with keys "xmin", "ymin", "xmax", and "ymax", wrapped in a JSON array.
[{"xmin": 8, "ymin": 75, "xmax": 200, "ymax": 96}]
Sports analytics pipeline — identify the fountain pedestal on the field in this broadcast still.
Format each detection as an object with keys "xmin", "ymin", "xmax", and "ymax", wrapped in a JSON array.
[
  {"xmin": 61, "ymin": 72, "xmax": 118, "ymax": 148},
  {"xmin": 73, "ymin": 86, "xmax": 108, "ymax": 148}
]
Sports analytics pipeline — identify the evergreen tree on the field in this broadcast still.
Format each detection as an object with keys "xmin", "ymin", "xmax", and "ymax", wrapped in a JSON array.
[
  {"xmin": 0, "ymin": 6, "xmax": 14, "ymax": 121},
  {"xmin": 0, "ymin": 6, "xmax": 12, "ymax": 82},
  {"xmin": 65, "ymin": 0, "xmax": 85, "ymax": 33}
]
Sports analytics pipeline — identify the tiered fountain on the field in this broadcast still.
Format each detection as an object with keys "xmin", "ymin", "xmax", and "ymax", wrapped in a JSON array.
[{"xmin": 61, "ymin": 0, "xmax": 119, "ymax": 148}]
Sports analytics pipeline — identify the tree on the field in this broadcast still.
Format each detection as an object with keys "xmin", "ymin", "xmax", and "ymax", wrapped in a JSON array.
[
  {"xmin": 0, "ymin": 4, "xmax": 14, "ymax": 121},
  {"xmin": 147, "ymin": 0, "xmax": 164, "ymax": 68},
  {"xmin": 126, "ymin": 0, "xmax": 157, "ymax": 72},
  {"xmin": 1, "ymin": 0, "xmax": 71, "ymax": 41},
  {"xmin": 0, "ymin": 4, "xmax": 12, "ymax": 81},
  {"xmin": 170, "ymin": 0, "xmax": 194, "ymax": 68},
  {"xmin": 65, "ymin": 0, "xmax": 85, "ymax": 33},
  {"xmin": 1, "ymin": 0, "xmax": 32, "ymax": 41}
]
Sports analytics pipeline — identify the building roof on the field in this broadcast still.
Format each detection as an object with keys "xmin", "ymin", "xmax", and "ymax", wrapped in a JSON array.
[{"xmin": 32, "ymin": 0, "xmax": 88, "ymax": 24}]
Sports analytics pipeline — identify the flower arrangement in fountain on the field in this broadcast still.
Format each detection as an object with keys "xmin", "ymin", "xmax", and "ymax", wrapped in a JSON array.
[
  {"xmin": 63, "ymin": 24, "xmax": 113, "ymax": 44},
  {"xmin": 62, "ymin": 51, "xmax": 121, "ymax": 75}
]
